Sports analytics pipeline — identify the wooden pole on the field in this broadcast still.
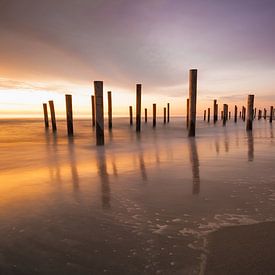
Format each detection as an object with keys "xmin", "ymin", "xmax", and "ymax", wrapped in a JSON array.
[
  {"xmin": 239, "ymin": 111, "xmax": 241, "ymax": 118},
  {"xmin": 65, "ymin": 94, "xmax": 74, "ymax": 136},
  {"xmin": 167, "ymin": 103, "xmax": 170, "ymax": 123},
  {"xmin": 153, "ymin": 104, "xmax": 156, "ymax": 127},
  {"xmin": 246, "ymin": 95, "xmax": 254, "ymax": 131},
  {"xmin": 207, "ymin": 108, "xmax": 210, "ymax": 123},
  {"xmin": 91, "ymin": 95, "xmax": 95, "ymax": 127},
  {"xmin": 108, "ymin": 91, "xmax": 112, "ymax": 129},
  {"xmin": 213, "ymin": 99, "xmax": 218, "ymax": 123},
  {"xmin": 129, "ymin": 106, "xmax": 133, "ymax": 125},
  {"xmin": 188, "ymin": 69, "xmax": 197, "ymax": 137},
  {"xmin": 264, "ymin": 108, "xmax": 267, "ymax": 119},
  {"xmin": 94, "ymin": 81, "xmax": 104, "ymax": 146},
  {"xmin": 243, "ymin": 107, "xmax": 246, "ymax": 121},
  {"xmin": 229, "ymin": 111, "xmax": 231, "ymax": 120},
  {"xmin": 223, "ymin": 104, "xmax": 228, "ymax": 126},
  {"xmin": 270, "ymin": 106, "xmax": 273, "ymax": 123},
  {"xmin": 164, "ymin": 107, "xmax": 166, "ymax": 124},
  {"xmin": 234, "ymin": 105, "xmax": 238, "ymax": 123},
  {"xmin": 144, "ymin": 108, "xmax": 147, "ymax": 123},
  {"xmin": 48, "ymin": 100, "xmax": 57, "ymax": 132},
  {"xmin": 136, "ymin": 84, "xmax": 142, "ymax": 132},
  {"xmin": 203, "ymin": 110, "xmax": 206, "ymax": 121},
  {"xmin": 43, "ymin": 103, "xmax": 49, "ymax": 128},
  {"xmin": 221, "ymin": 111, "xmax": 224, "ymax": 120},
  {"xmin": 186, "ymin": 98, "xmax": 190, "ymax": 128},
  {"xmin": 254, "ymin": 108, "xmax": 257, "ymax": 120},
  {"xmin": 258, "ymin": 110, "xmax": 261, "ymax": 120}
]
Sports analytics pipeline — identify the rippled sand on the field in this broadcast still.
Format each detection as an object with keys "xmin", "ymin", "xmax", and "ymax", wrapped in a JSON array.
[{"xmin": 0, "ymin": 118, "xmax": 274, "ymax": 274}]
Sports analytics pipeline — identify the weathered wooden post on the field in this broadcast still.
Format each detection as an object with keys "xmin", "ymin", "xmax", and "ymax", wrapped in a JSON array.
[
  {"xmin": 258, "ymin": 110, "xmax": 262, "ymax": 120},
  {"xmin": 207, "ymin": 108, "xmax": 210, "ymax": 123},
  {"xmin": 270, "ymin": 106, "xmax": 273, "ymax": 123},
  {"xmin": 264, "ymin": 108, "xmax": 267, "ymax": 119},
  {"xmin": 164, "ymin": 107, "xmax": 166, "ymax": 124},
  {"xmin": 48, "ymin": 100, "xmax": 57, "ymax": 132},
  {"xmin": 221, "ymin": 111, "xmax": 224, "ymax": 120},
  {"xmin": 186, "ymin": 98, "xmax": 190, "ymax": 128},
  {"xmin": 136, "ymin": 84, "xmax": 142, "ymax": 132},
  {"xmin": 129, "ymin": 106, "xmax": 133, "ymax": 126},
  {"xmin": 242, "ymin": 106, "xmax": 246, "ymax": 121},
  {"xmin": 203, "ymin": 110, "xmax": 206, "ymax": 121},
  {"xmin": 246, "ymin": 95, "xmax": 254, "ymax": 131},
  {"xmin": 223, "ymin": 104, "xmax": 228, "ymax": 126},
  {"xmin": 145, "ymin": 108, "xmax": 148, "ymax": 123},
  {"xmin": 107, "ymin": 91, "xmax": 112, "ymax": 129},
  {"xmin": 254, "ymin": 108, "xmax": 257, "ymax": 120},
  {"xmin": 43, "ymin": 103, "xmax": 49, "ymax": 128},
  {"xmin": 153, "ymin": 103, "xmax": 156, "ymax": 127},
  {"xmin": 213, "ymin": 99, "xmax": 218, "ymax": 123},
  {"xmin": 188, "ymin": 69, "xmax": 197, "ymax": 137},
  {"xmin": 91, "ymin": 95, "xmax": 95, "ymax": 127},
  {"xmin": 234, "ymin": 105, "xmax": 238, "ymax": 123},
  {"xmin": 167, "ymin": 103, "xmax": 170, "ymax": 123},
  {"xmin": 229, "ymin": 111, "xmax": 231, "ymax": 120},
  {"xmin": 94, "ymin": 81, "xmax": 104, "ymax": 146},
  {"xmin": 65, "ymin": 94, "xmax": 74, "ymax": 136}
]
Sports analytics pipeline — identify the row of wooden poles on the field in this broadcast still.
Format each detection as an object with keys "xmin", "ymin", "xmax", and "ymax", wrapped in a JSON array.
[
  {"xmin": 203, "ymin": 100, "xmax": 274, "ymax": 126},
  {"xmin": 42, "ymin": 69, "xmax": 274, "ymax": 146}
]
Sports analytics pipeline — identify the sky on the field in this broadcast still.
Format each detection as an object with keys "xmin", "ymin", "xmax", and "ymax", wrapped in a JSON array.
[{"xmin": 0, "ymin": 0, "xmax": 275, "ymax": 117}]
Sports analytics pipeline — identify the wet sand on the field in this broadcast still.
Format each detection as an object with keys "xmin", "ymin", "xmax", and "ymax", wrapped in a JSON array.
[
  {"xmin": 205, "ymin": 222, "xmax": 275, "ymax": 275},
  {"xmin": 0, "ymin": 118, "xmax": 274, "ymax": 274}
]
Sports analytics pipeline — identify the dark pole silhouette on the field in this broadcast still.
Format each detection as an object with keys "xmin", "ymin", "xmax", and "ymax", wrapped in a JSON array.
[
  {"xmin": 136, "ymin": 84, "xmax": 142, "ymax": 132},
  {"xmin": 223, "ymin": 104, "xmax": 228, "ymax": 126},
  {"xmin": 153, "ymin": 103, "xmax": 156, "ymax": 127},
  {"xmin": 94, "ymin": 81, "xmax": 104, "ymax": 146},
  {"xmin": 186, "ymin": 98, "xmax": 190, "ymax": 128},
  {"xmin": 108, "ymin": 91, "xmax": 112, "ymax": 130},
  {"xmin": 65, "ymin": 94, "xmax": 74, "ymax": 136},
  {"xmin": 48, "ymin": 100, "xmax": 57, "ymax": 132},
  {"xmin": 270, "ymin": 106, "xmax": 273, "ymax": 123},
  {"xmin": 234, "ymin": 105, "xmax": 238, "ymax": 123},
  {"xmin": 188, "ymin": 69, "xmax": 197, "ymax": 137},
  {"xmin": 91, "ymin": 95, "xmax": 95, "ymax": 127},
  {"xmin": 167, "ymin": 103, "xmax": 170, "ymax": 123},
  {"xmin": 246, "ymin": 95, "xmax": 254, "ymax": 131},
  {"xmin": 129, "ymin": 106, "xmax": 133, "ymax": 126},
  {"xmin": 43, "ymin": 103, "xmax": 49, "ymax": 128},
  {"xmin": 213, "ymin": 99, "xmax": 218, "ymax": 123}
]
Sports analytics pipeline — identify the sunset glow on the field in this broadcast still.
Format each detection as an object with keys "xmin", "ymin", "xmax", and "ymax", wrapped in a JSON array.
[{"xmin": 0, "ymin": 0, "xmax": 274, "ymax": 118}]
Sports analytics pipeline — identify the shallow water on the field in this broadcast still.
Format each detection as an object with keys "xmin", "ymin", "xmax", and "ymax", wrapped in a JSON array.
[{"xmin": 0, "ymin": 118, "xmax": 274, "ymax": 274}]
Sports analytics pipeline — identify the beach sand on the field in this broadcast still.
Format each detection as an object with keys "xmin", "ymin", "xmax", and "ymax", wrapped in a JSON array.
[
  {"xmin": 205, "ymin": 222, "xmax": 275, "ymax": 275},
  {"xmin": 0, "ymin": 118, "xmax": 274, "ymax": 274}
]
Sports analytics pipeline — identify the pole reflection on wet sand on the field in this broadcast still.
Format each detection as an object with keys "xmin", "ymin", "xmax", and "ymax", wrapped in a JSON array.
[
  {"xmin": 188, "ymin": 138, "xmax": 200, "ymax": 195},
  {"xmin": 96, "ymin": 148, "xmax": 111, "ymax": 209}
]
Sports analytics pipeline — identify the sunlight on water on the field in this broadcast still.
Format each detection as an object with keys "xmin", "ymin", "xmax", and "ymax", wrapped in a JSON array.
[{"xmin": 0, "ymin": 118, "xmax": 274, "ymax": 274}]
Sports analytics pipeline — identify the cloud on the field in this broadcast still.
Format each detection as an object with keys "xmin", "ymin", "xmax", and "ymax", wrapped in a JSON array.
[{"xmin": 0, "ymin": 0, "xmax": 274, "ymax": 97}]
